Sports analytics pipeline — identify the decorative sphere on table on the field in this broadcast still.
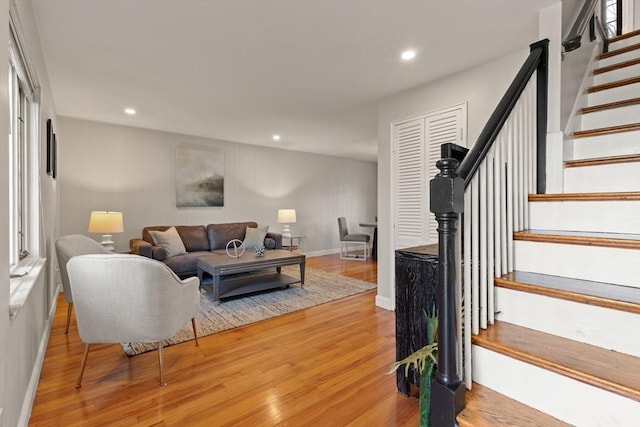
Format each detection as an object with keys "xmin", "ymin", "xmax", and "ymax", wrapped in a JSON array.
[
  {"xmin": 226, "ymin": 239, "xmax": 245, "ymax": 258},
  {"xmin": 255, "ymin": 244, "xmax": 265, "ymax": 256}
]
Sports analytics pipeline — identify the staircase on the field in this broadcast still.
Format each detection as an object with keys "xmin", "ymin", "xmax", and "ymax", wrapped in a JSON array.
[{"xmin": 458, "ymin": 30, "xmax": 640, "ymax": 426}]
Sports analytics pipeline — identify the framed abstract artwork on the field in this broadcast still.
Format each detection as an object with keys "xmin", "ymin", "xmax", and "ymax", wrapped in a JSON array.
[{"xmin": 175, "ymin": 145, "xmax": 224, "ymax": 207}]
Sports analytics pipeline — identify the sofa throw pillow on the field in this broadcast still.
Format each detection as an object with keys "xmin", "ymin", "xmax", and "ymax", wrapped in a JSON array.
[
  {"xmin": 243, "ymin": 225, "xmax": 269, "ymax": 249},
  {"xmin": 149, "ymin": 226, "xmax": 187, "ymax": 258}
]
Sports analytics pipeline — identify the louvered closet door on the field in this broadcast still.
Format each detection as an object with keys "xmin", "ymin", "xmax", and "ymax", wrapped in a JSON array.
[
  {"xmin": 425, "ymin": 108, "xmax": 463, "ymax": 243},
  {"xmin": 393, "ymin": 104, "xmax": 466, "ymax": 248},
  {"xmin": 394, "ymin": 119, "xmax": 426, "ymax": 248}
]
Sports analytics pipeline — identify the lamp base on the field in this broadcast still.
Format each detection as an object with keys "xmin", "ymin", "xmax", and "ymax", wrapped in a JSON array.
[
  {"xmin": 282, "ymin": 224, "xmax": 292, "ymax": 238},
  {"xmin": 99, "ymin": 234, "xmax": 115, "ymax": 252}
]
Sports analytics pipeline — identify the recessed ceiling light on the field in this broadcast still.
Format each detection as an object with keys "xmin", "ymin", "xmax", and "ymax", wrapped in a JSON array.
[
  {"xmin": 272, "ymin": 134, "xmax": 281, "ymax": 141},
  {"xmin": 124, "ymin": 108, "xmax": 136, "ymax": 115},
  {"xmin": 401, "ymin": 50, "xmax": 416, "ymax": 61}
]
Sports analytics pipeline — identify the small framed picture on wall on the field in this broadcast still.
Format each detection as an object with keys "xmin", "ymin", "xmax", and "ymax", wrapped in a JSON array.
[
  {"xmin": 46, "ymin": 119, "xmax": 53, "ymax": 175},
  {"xmin": 52, "ymin": 133, "xmax": 57, "ymax": 179}
]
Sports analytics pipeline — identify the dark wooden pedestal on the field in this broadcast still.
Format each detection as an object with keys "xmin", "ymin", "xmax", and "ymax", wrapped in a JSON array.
[{"xmin": 394, "ymin": 244, "xmax": 438, "ymax": 396}]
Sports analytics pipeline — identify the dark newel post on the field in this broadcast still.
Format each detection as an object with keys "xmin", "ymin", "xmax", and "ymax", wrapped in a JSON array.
[
  {"xmin": 531, "ymin": 39, "xmax": 549, "ymax": 194},
  {"xmin": 429, "ymin": 158, "xmax": 465, "ymax": 426}
]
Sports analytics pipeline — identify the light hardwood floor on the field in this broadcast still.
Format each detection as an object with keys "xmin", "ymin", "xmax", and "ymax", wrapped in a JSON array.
[{"xmin": 29, "ymin": 254, "xmax": 419, "ymax": 426}]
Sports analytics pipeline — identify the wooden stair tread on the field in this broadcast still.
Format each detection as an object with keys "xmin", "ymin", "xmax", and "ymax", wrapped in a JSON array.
[
  {"xmin": 573, "ymin": 123, "xmax": 640, "ymax": 138},
  {"xmin": 513, "ymin": 230, "xmax": 640, "ymax": 249},
  {"xmin": 593, "ymin": 58, "xmax": 640, "ymax": 75},
  {"xmin": 587, "ymin": 76, "xmax": 640, "ymax": 93},
  {"xmin": 528, "ymin": 191, "xmax": 640, "ymax": 202},
  {"xmin": 609, "ymin": 29, "xmax": 640, "ymax": 43},
  {"xmin": 472, "ymin": 322, "xmax": 640, "ymax": 401},
  {"xmin": 564, "ymin": 153, "xmax": 640, "ymax": 167},
  {"xmin": 580, "ymin": 97, "xmax": 640, "ymax": 114},
  {"xmin": 593, "ymin": 57, "xmax": 640, "ymax": 75},
  {"xmin": 457, "ymin": 382, "xmax": 570, "ymax": 427},
  {"xmin": 495, "ymin": 271, "xmax": 640, "ymax": 314},
  {"xmin": 598, "ymin": 42, "xmax": 640, "ymax": 60}
]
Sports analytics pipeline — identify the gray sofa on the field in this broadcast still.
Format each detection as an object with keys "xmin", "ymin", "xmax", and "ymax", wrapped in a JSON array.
[{"xmin": 130, "ymin": 222, "xmax": 282, "ymax": 278}]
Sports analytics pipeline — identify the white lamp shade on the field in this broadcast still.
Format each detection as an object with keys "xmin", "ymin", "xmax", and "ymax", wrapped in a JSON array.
[
  {"xmin": 277, "ymin": 209, "xmax": 297, "ymax": 224},
  {"xmin": 88, "ymin": 211, "xmax": 124, "ymax": 234}
]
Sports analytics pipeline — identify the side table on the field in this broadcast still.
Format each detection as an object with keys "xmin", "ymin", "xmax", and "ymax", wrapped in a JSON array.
[
  {"xmin": 395, "ymin": 244, "xmax": 438, "ymax": 396},
  {"xmin": 359, "ymin": 222, "xmax": 377, "ymax": 260},
  {"xmin": 282, "ymin": 235, "xmax": 305, "ymax": 251}
]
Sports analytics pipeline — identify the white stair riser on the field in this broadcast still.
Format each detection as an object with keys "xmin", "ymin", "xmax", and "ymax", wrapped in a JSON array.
[
  {"xmin": 495, "ymin": 288, "xmax": 640, "ymax": 357},
  {"xmin": 580, "ymin": 104, "xmax": 640, "ymax": 128},
  {"xmin": 597, "ymin": 49, "xmax": 640, "ymax": 68},
  {"xmin": 569, "ymin": 131, "xmax": 640, "ymax": 159},
  {"xmin": 529, "ymin": 200, "xmax": 640, "ymax": 234},
  {"xmin": 472, "ymin": 346, "xmax": 640, "ymax": 427},
  {"xmin": 593, "ymin": 63, "xmax": 640, "ymax": 85},
  {"xmin": 587, "ymin": 83, "xmax": 640, "ymax": 105},
  {"xmin": 608, "ymin": 35, "xmax": 640, "ymax": 50},
  {"xmin": 564, "ymin": 161, "xmax": 640, "ymax": 192},
  {"xmin": 514, "ymin": 240, "xmax": 639, "ymax": 286}
]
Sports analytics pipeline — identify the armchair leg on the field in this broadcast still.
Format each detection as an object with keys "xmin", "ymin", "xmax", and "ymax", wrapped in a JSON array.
[
  {"xmin": 65, "ymin": 303, "xmax": 73, "ymax": 334},
  {"xmin": 158, "ymin": 341, "xmax": 166, "ymax": 387},
  {"xmin": 191, "ymin": 318, "xmax": 199, "ymax": 346},
  {"xmin": 76, "ymin": 343, "xmax": 90, "ymax": 388}
]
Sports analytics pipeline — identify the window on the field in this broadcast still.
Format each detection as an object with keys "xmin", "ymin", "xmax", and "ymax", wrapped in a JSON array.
[
  {"xmin": 602, "ymin": 0, "xmax": 620, "ymax": 38},
  {"xmin": 9, "ymin": 17, "xmax": 40, "ymax": 273}
]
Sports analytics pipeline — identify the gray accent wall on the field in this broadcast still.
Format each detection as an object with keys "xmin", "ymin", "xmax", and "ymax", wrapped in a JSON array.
[{"xmin": 58, "ymin": 117, "xmax": 377, "ymax": 256}]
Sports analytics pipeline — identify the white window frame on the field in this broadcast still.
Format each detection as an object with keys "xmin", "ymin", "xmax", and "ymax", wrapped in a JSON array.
[{"xmin": 9, "ymin": 6, "xmax": 41, "ymax": 277}]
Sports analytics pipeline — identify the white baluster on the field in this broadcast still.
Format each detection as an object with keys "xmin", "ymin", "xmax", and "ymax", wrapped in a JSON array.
[
  {"xmin": 487, "ymin": 149, "xmax": 495, "ymax": 325},
  {"xmin": 479, "ymin": 162, "xmax": 487, "ymax": 329},
  {"xmin": 471, "ymin": 174, "xmax": 480, "ymax": 335},
  {"xmin": 463, "ymin": 187, "xmax": 472, "ymax": 388}
]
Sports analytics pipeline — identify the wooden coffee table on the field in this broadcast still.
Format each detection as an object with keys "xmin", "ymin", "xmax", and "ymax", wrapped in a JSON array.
[{"xmin": 197, "ymin": 249, "xmax": 305, "ymax": 303}]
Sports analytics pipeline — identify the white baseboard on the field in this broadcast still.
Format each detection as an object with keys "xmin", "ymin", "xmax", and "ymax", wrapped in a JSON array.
[
  {"xmin": 304, "ymin": 248, "xmax": 340, "ymax": 257},
  {"xmin": 18, "ymin": 292, "xmax": 58, "ymax": 427},
  {"xmin": 375, "ymin": 294, "xmax": 394, "ymax": 311}
]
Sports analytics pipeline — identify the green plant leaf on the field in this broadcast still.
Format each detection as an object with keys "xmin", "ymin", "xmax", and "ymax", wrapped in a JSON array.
[
  {"xmin": 388, "ymin": 305, "xmax": 439, "ymax": 376},
  {"xmin": 422, "ymin": 306, "xmax": 438, "ymax": 345},
  {"xmin": 388, "ymin": 343, "xmax": 437, "ymax": 376}
]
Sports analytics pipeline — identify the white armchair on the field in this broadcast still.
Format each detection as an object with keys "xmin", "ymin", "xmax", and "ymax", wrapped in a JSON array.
[
  {"xmin": 67, "ymin": 254, "xmax": 200, "ymax": 387},
  {"xmin": 55, "ymin": 234, "xmax": 111, "ymax": 334}
]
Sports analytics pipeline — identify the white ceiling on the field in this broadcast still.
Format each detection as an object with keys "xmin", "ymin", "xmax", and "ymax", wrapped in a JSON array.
[{"xmin": 31, "ymin": 0, "xmax": 558, "ymax": 162}]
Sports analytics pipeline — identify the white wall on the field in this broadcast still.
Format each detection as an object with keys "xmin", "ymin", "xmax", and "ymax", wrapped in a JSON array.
[
  {"xmin": 2, "ymin": 1, "xmax": 59, "ymax": 426},
  {"xmin": 58, "ymin": 117, "xmax": 377, "ymax": 255},
  {"xmin": 376, "ymin": 49, "xmax": 528, "ymax": 310}
]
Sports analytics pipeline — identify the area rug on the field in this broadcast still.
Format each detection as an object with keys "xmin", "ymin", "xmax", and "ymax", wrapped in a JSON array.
[{"xmin": 121, "ymin": 266, "xmax": 376, "ymax": 356}]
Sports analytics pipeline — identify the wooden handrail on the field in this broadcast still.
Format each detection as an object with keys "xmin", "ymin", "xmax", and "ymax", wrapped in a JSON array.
[
  {"xmin": 429, "ymin": 38, "xmax": 549, "ymax": 426},
  {"xmin": 456, "ymin": 39, "xmax": 549, "ymax": 193},
  {"xmin": 594, "ymin": 15, "xmax": 610, "ymax": 53},
  {"xmin": 563, "ymin": 0, "xmax": 599, "ymax": 52}
]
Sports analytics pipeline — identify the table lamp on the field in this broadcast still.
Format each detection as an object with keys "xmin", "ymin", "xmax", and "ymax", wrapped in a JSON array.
[
  {"xmin": 277, "ymin": 209, "xmax": 296, "ymax": 238},
  {"xmin": 88, "ymin": 211, "xmax": 124, "ymax": 251}
]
